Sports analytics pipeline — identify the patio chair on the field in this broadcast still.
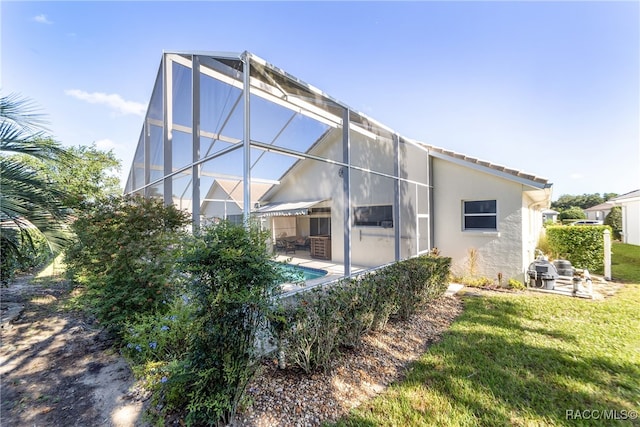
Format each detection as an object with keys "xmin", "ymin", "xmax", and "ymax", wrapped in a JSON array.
[
  {"xmin": 275, "ymin": 239, "xmax": 286, "ymax": 252},
  {"xmin": 284, "ymin": 240, "xmax": 296, "ymax": 254},
  {"xmin": 294, "ymin": 236, "xmax": 310, "ymax": 251}
]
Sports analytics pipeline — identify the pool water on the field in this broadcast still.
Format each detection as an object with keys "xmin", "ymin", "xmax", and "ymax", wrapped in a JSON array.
[{"xmin": 275, "ymin": 263, "xmax": 328, "ymax": 283}]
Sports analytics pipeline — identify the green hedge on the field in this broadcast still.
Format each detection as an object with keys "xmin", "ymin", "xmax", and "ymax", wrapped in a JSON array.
[
  {"xmin": 546, "ymin": 225, "xmax": 611, "ymax": 271},
  {"xmin": 272, "ymin": 255, "xmax": 451, "ymax": 373}
]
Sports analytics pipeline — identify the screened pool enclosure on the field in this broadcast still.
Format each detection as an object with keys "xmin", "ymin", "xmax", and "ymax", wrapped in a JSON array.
[{"xmin": 125, "ymin": 51, "xmax": 434, "ymax": 276}]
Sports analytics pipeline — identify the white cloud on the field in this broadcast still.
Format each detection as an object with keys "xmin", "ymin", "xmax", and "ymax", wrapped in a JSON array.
[
  {"xmin": 65, "ymin": 89, "xmax": 145, "ymax": 116},
  {"xmin": 94, "ymin": 139, "xmax": 119, "ymax": 151},
  {"xmin": 570, "ymin": 173, "xmax": 584, "ymax": 180},
  {"xmin": 33, "ymin": 14, "xmax": 53, "ymax": 24}
]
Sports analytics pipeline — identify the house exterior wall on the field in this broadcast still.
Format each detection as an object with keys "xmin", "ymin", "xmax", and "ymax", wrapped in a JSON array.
[
  {"xmin": 586, "ymin": 210, "xmax": 609, "ymax": 221},
  {"xmin": 263, "ymin": 129, "xmax": 403, "ymax": 267},
  {"xmin": 432, "ymin": 158, "xmax": 529, "ymax": 281},
  {"xmin": 201, "ymin": 185, "xmax": 242, "ymax": 219},
  {"xmin": 620, "ymin": 200, "xmax": 640, "ymax": 245}
]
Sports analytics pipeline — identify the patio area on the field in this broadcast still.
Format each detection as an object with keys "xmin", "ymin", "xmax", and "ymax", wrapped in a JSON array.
[{"xmin": 527, "ymin": 274, "xmax": 624, "ymax": 300}]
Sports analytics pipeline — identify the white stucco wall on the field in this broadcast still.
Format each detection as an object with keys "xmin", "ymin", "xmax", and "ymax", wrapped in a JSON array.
[
  {"xmin": 432, "ymin": 158, "xmax": 529, "ymax": 281},
  {"xmin": 260, "ymin": 129, "xmax": 430, "ymax": 268},
  {"xmin": 620, "ymin": 200, "xmax": 640, "ymax": 245}
]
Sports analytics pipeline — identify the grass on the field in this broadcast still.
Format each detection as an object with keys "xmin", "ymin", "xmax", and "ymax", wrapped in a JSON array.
[
  {"xmin": 611, "ymin": 242, "xmax": 640, "ymax": 283},
  {"xmin": 332, "ymin": 241, "xmax": 640, "ymax": 427},
  {"xmin": 332, "ymin": 288, "xmax": 640, "ymax": 426}
]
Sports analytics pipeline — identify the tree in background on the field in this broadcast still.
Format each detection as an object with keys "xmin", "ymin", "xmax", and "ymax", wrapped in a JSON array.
[
  {"xmin": 16, "ymin": 143, "xmax": 121, "ymax": 210},
  {"xmin": 552, "ymin": 193, "xmax": 618, "ymax": 211},
  {"xmin": 0, "ymin": 93, "xmax": 71, "ymax": 284},
  {"xmin": 558, "ymin": 206, "xmax": 586, "ymax": 222},
  {"xmin": 604, "ymin": 206, "xmax": 623, "ymax": 240}
]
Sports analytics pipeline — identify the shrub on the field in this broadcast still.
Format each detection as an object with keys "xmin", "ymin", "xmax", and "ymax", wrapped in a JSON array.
[
  {"xmin": 508, "ymin": 278, "xmax": 526, "ymax": 290},
  {"xmin": 558, "ymin": 206, "xmax": 586, "ymax": 221},
  {"xmin": 456, "ymin": 276, "xmax": 494, "ymax": 288},
  {"xmin": 393, "ymin": 256, "xmax": 451, "ymax": 320},
  {"xmin": 274, "ymin": 255, "xmax": 451, "ymax": 374},
  {"xmin": 546, "ymin": 225, "xmax": 610, "ymax": 271},
  {"xmin": 604, "ymin": 206, "xmax": 622, "ymax": 240},
  {"xmin": 177, "ymin": 220, "xmax": 283, "ymax": 426},
  {"xmin": 362, "ymin": 269, "xmax": 398, "ymax": 331},
  {"xmin": 275, "ymin": 288, "xmax": 342, "ymax": 374},
  {"xmin": 122, "ymin": 296, "xmax": 194, "ymax": 366},
  {"xmin": 1, "ymin": 227, "xmax": 53, "ymax": 286},
  {"xmin": 536, "ymin": 232, "xmax": 556, "ymax": 259},
  {"xmin": 331, "ymin": 278, "xmax": 376, "ymax": 349},
  {"xmin": 64, "ymin": 195, "xmax": 190, "ymax": 336}
]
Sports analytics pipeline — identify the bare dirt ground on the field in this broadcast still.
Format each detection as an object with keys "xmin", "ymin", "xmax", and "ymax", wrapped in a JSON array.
[{"xmin": 0, "ymin": 274, "xmax": 146, "ymax": 427}]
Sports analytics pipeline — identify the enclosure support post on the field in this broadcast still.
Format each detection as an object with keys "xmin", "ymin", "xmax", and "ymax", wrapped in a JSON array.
[
  {"xmin": 242, "ymin": 52, "xmax": 251, "ymax": 226},
  {"xmin": 393, "ymin": 133, "xmax": 401, "ymax": 261},
  {"xmin": 343, "ymin": 109, "xmax": 351, "ymax": 277}
]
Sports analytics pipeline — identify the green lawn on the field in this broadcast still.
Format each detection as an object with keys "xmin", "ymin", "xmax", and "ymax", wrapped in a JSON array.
[
  {"xmin": 333, "ymin": 287, "xmax": 640, "ymax": 426},
  {"xmin": 611, "ymin": 242, "xmax": 640, "ymax": 283}
]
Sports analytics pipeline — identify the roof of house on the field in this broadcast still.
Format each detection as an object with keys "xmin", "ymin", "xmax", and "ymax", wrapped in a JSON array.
[
  {"xmin": 417, "ymin": 142, "xmax": 551, "ymax": 189},
  {"xmin": 584, "ymin": 202, "xmax": 614, "ymax": 212},
  {"xmin": 207, "ymin": 179, "xmax": 272, "ymax": 205},
  {"xmin": 609, "ymin": 189, "xmax": 640, "ymax": 203}
]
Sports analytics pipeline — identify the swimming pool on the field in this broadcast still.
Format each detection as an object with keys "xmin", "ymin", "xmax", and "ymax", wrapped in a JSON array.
[{"xmin": 275, "ymin": 263, "xmax": 328, "ymax": 283}]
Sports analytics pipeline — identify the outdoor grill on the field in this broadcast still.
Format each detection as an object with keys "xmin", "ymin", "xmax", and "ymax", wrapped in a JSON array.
[{"xmin": 527, "ymin": 257, "xmax": 559, "ymax": 290}]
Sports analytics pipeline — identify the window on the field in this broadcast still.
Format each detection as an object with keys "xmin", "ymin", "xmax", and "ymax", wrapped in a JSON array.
[
  {"xmin": 227, "ymin": 214, "xmax": 244, "ymax": 226},
  {"xmin": 463, "ymin": 200, "xmax": 497, "ymax": 230},
  {"xmin": 354, "ymin": 205, "xmax": 393, "ymax": 227},
  {"xmin": 310, "ymin": 217, "xmax": 330, "ymax": 236}
]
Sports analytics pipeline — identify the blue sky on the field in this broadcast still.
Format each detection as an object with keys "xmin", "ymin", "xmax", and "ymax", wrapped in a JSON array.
[{"xmin": 2, "ymin": 1, "xmax": 639, "ymax": 200}]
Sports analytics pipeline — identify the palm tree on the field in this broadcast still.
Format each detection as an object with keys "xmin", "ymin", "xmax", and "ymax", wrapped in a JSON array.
[{"xmin": 1, "ymin": 93, "xmax": 71, "ymax": 283}]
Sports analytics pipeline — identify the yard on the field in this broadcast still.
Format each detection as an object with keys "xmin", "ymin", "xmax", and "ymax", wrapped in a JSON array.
[
  {"xmin": 2, "ymin": 244, "xmax": 638, "ymax": 426},
  {"xmin": 333, "ymin": 245, "xmax": 640, "ymax": 426}
]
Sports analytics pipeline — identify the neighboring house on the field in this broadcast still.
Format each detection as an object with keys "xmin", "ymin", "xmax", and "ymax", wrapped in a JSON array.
[
  {"xmin": 609, "ymin": 190, "xmax": 640, "ymax": 245},
  {"xmin": 201, "ymin": 179, "xmax": 271, "ymax": 225},
  {"xmin": 124, "ymin": 51, "xmax": 553, "ymax": 281},
  {"xmin": 584, "ymin": 202, "xmax": 613, "ymax": 222},
  {"xmin": 542, "ymin": 208, "xmax": 559, "ymax": 223}
]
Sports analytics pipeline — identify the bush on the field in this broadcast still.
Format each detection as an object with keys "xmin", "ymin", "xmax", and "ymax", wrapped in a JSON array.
[
  {"xmin": 604, "ymin": 206, "xmax": 622, "ymax": 240},
  {"xmin": 274, "ymin": 255, "xmax": 451, "ymax": 374},
  {"xmin": 558, "ymin": 206, "xmax": 586, "ymax": 221},
  {"xmin": 393, "ymin": 256, "xmax": 451, "ymax": 320},
  {"xmin": 508, "ymin": 278, "xmax": 526, "ymax": 290},
  {"xmin": 122, "ymin": 296, "xmax": 194, "ymax": 366},
  {"xmin": 1, "ymin": 227, "xmax": 53, "ymax": 286},
  {"xmin": 546, "ymin": 225, "xmax": 610, "ymax": 271},
  {"xmin": 331, "ymin": 279, "xmax": 376, "ymax": 349},
  {"xmin": 177, "ymin": 220, "xmax": 283, "ymax": 426},
  {"xmin": 274, "ymin": 288, "xmax": 342, "ymax": 374},
  {"xmin": 456, "ymin": 276, "xmax": 494, "ymax": 288},
  {"xmin": 536, "ymin": 233, "xmax": 556, "ymax": 259},
  {"xmin": 360, "ymin": 270, "xmax": 398, "ymax": 331},
  {"xmin": 64, "ymin": 195, "xmax": 190, "ymax": 336}
]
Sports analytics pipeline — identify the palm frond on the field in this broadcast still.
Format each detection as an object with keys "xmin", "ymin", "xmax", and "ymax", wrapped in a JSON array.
[
  {"xmin": 0, "ymin": 92, "xmax": 73, "ymax": 261},
  {"xmin": 0, "ymin": 92, "xmax": 50, "ymax": 136}
]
